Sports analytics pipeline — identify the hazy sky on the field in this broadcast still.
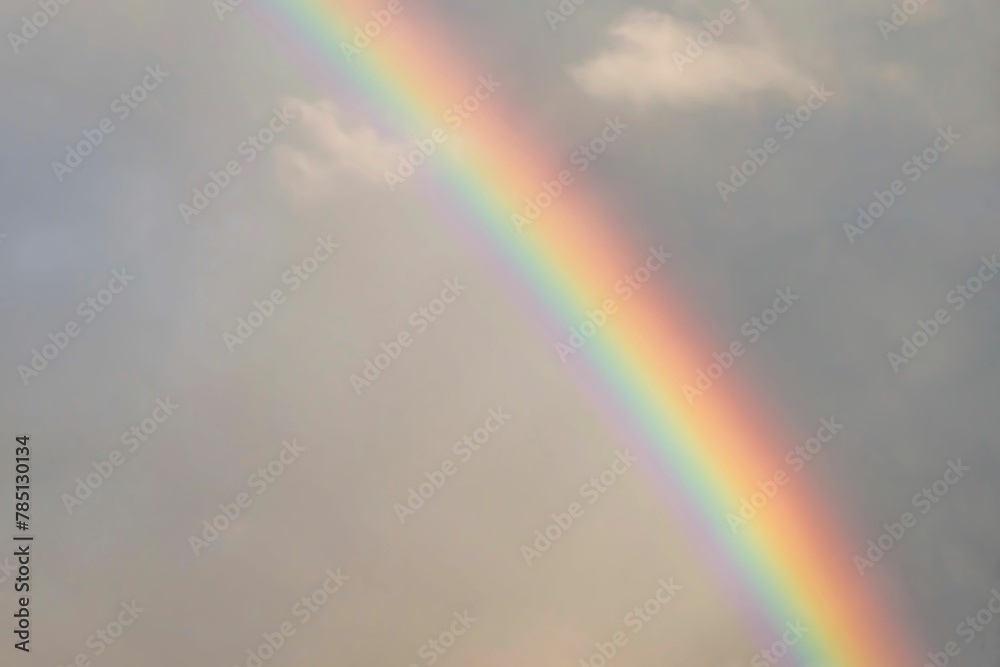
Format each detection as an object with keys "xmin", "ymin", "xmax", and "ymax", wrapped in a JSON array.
[{"xmin": 1, "ymin": 0, "xmax": 999, "ymax": 665}]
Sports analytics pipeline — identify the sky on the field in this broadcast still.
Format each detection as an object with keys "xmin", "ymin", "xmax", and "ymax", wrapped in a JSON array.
[{"xmin": 1, "ymin": 0, "xmax": 999, "ymax": 665}]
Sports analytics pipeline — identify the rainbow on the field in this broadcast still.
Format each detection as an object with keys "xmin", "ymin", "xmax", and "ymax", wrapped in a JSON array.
[{"xmin": 251, "ymin": 1, "xmax": 920, "ymax": 663}]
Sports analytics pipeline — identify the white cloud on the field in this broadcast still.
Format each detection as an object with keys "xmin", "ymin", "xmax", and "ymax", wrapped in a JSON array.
[
  {"xmin": 273, "ymin": 97, "xmax": 398, "ymax": 203},
  {"xmin": 571, "ymin": 8, "xmax": 810, "ymax": 107}
]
